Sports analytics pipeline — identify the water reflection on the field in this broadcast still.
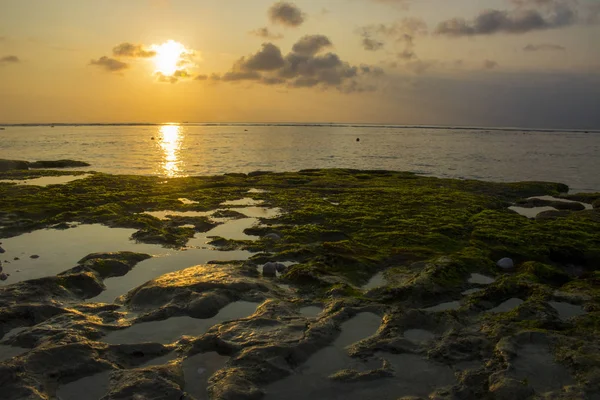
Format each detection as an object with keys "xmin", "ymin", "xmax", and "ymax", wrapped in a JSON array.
[{"xmin": 159, "ymin": 125, "xmax": 182, "ymax": 177}]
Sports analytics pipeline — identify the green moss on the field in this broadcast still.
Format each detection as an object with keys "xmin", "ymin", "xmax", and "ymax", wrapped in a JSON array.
[
  {"xmin": 1, "ymin": 168, "xmax": 598, "ymax": 298},
  {"xmin": 519, "ymin": 261, "xmax": 570, "ymax": 286}
]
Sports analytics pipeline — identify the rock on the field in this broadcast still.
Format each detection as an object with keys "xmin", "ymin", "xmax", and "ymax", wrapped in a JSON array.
[
  {"xmin": 102, "ymin": 364, "xmax": 185, "ymax": 400},
  {"xmin": 187, "ymin": 292, "xmax": 231, "ymax": 319},
  {"xmin": 488, "ymin": 373, "xmax": 534, "ymax": 400},
  {"xmin": 0, "ymin": 272, "xmax": 105, "ymax": 304},
  {"xmin": 28, "ymin": 159, "xmax": 90, "ymax": 168},
  {"xmin": 536, "ymin": 210, "xmax": 571, "ymax": 220},
  {"xmin": 0, "ymin": 159, "xmax": 29, "ymax": 171},
  {"xmin": 0, "ymin": 273, "xmax": 7, "ymax": 281},
  {"xmin": 0, "ymin": 246, "xmax": 5, "ymax": 253},
  {"xmin": 121, "ymin": 264, "xmax": 269, "ymax": 310},
  {"xmin": 78, "ymin": 251, "xmax": 151, "ymax": 266},
  {"xmin": 262, "ymin": 262, "xmax": 277, "ymax": 277},
  {"xmin": 13, "ymin": 257, "xmax": 19, "ymax": 261},
  {"xmin": 497, "ymin": 258, "xmax": 514, "ymax": 269},
  {"xmin": 264, "ymin": 233, "xmax": 281, "ymax": 241},
  {"xmin": 274, "ymin": 262, "xmax": 287, "ymax": 273},
  {"xmin": 30, "ymin": 255, "xmax": 39, "ymax": 259}
]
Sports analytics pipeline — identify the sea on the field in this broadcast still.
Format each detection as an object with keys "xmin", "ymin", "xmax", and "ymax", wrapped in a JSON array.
[{"xmin": 1, "ymin": 124, "xmax": 599, "ymax": 193}]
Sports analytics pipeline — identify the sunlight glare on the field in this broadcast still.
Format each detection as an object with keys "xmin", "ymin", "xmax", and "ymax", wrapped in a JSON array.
[
  {"xmin": 151, "ymin": 40, "xmax": 188, "ymax": 76},
  {"xmin": 159, "ymin": 125, "xmax": 182, "ymax": 177}
]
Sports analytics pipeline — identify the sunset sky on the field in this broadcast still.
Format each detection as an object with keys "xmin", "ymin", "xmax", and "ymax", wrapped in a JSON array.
[{"xmin": 1, "ymin": 0, "xmax": 599, "ymax": 128}]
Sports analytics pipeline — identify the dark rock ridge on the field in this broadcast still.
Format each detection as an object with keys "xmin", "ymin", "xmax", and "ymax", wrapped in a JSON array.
[{"xmin": 0, "ymin": 158, "xmax": 90, "ymax": 171}]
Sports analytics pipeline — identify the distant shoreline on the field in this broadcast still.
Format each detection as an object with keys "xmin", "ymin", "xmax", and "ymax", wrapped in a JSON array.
[{"xmin": 0, "ymin": 122, "xmax": 598, "ymax": 134}]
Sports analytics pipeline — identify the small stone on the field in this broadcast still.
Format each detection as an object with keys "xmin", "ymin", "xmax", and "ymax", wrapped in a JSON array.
[
  {"xmin": 0, "ymin": 246, "xmax": 5, "ymax": 253},
  {"xmin": 264, "ymin": 233, "xmax": 281, "ymax": 241},
  {"xmin": 274, "ymin": 263, "xmax": 287, "ymax": 273},
  {"xmin": 14, "ymin": 257, "xmax": 19, "ymax": 260},
  {"xmin": 262, "ymin": 262, "xmax": 277, "ymax": 277},
  {"xmin": 497, "ymin": 258, "xmax": 514, "ymax": 269},
  {"xmin": 0, "ymin": 273, "xmax": 7, "ymax": 281},
  {"xmin": 30, "ymin": 254, "xmax": 40, "ymax": 259}
]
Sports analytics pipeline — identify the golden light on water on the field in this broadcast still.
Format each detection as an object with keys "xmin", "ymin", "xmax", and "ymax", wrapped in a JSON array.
[
  {"xmin": 158, "ymin": 125, "xmax": 182, "ymax": 177},
  {"xmin": 151, "ymin": 40, "xmax": 189, "ymax": 76}
]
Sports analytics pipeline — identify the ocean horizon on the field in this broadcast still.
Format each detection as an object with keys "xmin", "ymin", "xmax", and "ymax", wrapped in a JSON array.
[{"xmin": 2, "ymin": 124, "xmax": 599, "ymax": 192}]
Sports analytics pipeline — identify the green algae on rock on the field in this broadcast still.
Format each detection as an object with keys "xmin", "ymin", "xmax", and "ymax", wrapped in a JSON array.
[{"xmin": 0, "ymin": 169, "xmax": 599, "ymax": 399}]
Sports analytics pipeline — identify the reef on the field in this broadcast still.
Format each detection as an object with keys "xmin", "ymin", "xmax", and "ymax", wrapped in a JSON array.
[{"xmin": 0, "ymin": 168, "xmax": 598, "ymax": 399}]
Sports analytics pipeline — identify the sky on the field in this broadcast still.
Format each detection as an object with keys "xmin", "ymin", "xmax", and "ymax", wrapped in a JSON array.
[{"xmin": 0, "ymin": 0, "xmax": 599, "ymax": 128}]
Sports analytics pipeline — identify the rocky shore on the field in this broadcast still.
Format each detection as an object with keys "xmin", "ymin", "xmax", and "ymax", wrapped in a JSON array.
[{"xmin": 1, "ymin": 167, "xmax": 599, "ymax": 399}]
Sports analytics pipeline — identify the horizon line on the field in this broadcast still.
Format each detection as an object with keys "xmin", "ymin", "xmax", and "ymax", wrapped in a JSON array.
[{"xmin": 0, "ymin": 122, "xmax": 598, "ymax": 133}]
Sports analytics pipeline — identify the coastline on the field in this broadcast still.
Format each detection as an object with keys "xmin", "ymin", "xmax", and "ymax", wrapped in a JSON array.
[{"xmin": 1, "ymin": 167, "xmax": 599, "ymax": 399}]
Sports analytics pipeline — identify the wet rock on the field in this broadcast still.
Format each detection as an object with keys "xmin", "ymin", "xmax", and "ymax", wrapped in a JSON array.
[
  {"xmin": 28, "ymin": 159, "xmax": 90, "ymax": 168},
  {"xmin": 0, "ymin": 273, "xmax": 7, "ymax": 281},
  {"xmin": 208, "ymin": 370, "xmax": 264, "ymax": 400},
  {"xmin": 429, "ymin": 332, "xmax": 492, "ymax": 363},
  {"xmin": 496, "ymin": 258, "xmax": 514, "ymax": 269},
  {"xmin": 121, "ymin": 264, "xmax": 270, "ymax": 311},
  {"xmin": 328, "ymin": 359, "xmax": 394, "ymax": 382},
  {"xmin": 78, "ymin": 251, "xmax": 152, "ymax": 265},
  {"xmin": 103, "ymin": 363, "xmax": 185, "ymax": 400},
  {"xmin": 4, "ymin": 312, "xmax": 107, "ymax": 348},
  {"xmin": 488, "ymin": 373, "xmax": 534, "ymax": 400},
  {"xmin": 536, "ymin": 210, "xmax": 571, "ymax": 220},
  {"xmin": 23, "ymin": 341, "xmax": 114, "ymax": 385},
  {"xmin": 0, "ymin": 272, "xmax": 105, "ymax": 305},
  {"xmin": 264, "ymin": 233, "xmax": 281, "ymax": 241},
  {"xmin": 516, "ymin": 198, "xmax": 585, "ymax": 211},
  {"xmin": 262, "ymin": 262, "xmax": 277, "ymax": 277},
  {"xmin": 0, "ymin": 159, "xmax": 29, "ymax": 171},
  {"xmin": 187, "ymin": 292, "xmax": 231, "ymax": 319},
  {"xmin": 203, "ymin": 300, "xmax": 307, "ymax": 351},
  {"xmin": 274, "ymin": 263, "xmax": 287, "ymax": 273}
]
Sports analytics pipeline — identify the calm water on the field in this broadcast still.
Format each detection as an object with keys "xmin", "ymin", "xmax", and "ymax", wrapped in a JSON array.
[{"xmin": 1, "ymin": 124, "xmax": 599, "ymax": 192}]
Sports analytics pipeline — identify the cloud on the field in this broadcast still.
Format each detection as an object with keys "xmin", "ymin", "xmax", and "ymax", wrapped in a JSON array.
[
  {"xmin": 210, "ymin": 37, "xmax": 383, "ymax": 93},
  {"xmin": 0, "ymin": 55, "xmax": 20, "ymax": 64},
  {"xmin": 269, "ymin": 2, "xmax": 305, "ymax": 27},
  {"xmin": 435, "ymin": 2, "xmax": 578, "ymax": 37},
  {"xmin": 156, "ymin": 72, "xmax": 178, "ymax": 84},
  {"xmin": 220, "ymin": 70, "xmax": 262, "ymax": 81},
  {"xmin": 523, "ymin": 43, "xmax": 566, "ymax": 51},
  {"xmin": 249, "ymin": 27, "xmax": 284, "ymax": 40},
  {"xmin": 237, "ymin": 43, "xmax": 285, "ymax": 71},
  {"xmin": 370, "ymin": 0, "xmax": 412, "ymax": 8},
  {"xmin": 361, "ymin": 36, "xmax": 385, "ymax": 51},
  {"xmin": 585, "ymin": 2, "xmax": 600, "ymax": 24},
  {"xmin": 291, "ymin": 35, "xmax": 332, "ymax": 56},
  {"xmin": 482, "ymin": 59, "xmax": 499, "ymax": 70},
  {"xmin": 112, "ymin": 42, "xmax": 156, "ymax": 58},
  {"xmin": 195, "ymin": 74, "xmax": 208, "ymax": 81},
  {"xmin": 358, "ymin": 18, "xmax": 428, "ymax": 58},
  {"xmin": 155, "ymin": 69, "xmax": 192, "ymax": 83},
  {"xmin": 90, "ymin": 56, "xmax": 129, "ymax": 72}
]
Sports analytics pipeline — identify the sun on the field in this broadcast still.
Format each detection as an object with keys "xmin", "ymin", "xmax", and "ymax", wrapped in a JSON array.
[{"xmin": 151, "ymin": 40, "xmax": 190, "ymax": 76}]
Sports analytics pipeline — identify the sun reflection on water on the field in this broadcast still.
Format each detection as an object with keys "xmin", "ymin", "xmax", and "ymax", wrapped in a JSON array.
[{"xmin": 159, "ymin": 125, "xmax": 183, "ymax": 177}]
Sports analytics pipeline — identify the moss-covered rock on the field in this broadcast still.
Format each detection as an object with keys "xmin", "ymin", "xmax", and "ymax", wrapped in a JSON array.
[{"xmin": 28, "ymin": 160, "xmax": 90, "ymax": 168}]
